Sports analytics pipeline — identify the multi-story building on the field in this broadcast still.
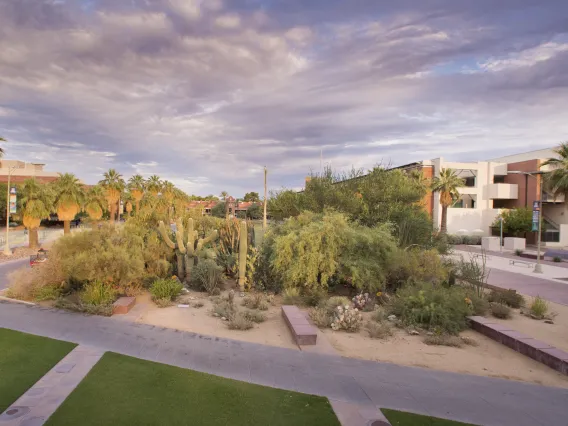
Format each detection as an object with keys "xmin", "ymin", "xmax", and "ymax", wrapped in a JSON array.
[
  {"xmin": 397, "ymin": 148, "xmax": 565, "ymax": 247},
  {"xmin": 0, "ymin": 160, "xmax": 60, "ymax": 184}
]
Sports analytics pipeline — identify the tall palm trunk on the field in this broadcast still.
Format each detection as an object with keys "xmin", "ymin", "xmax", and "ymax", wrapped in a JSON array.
[
  {"xmin": 135, "ymin": 200, "xmax": 140, "ymax": 216},
  {"xmin": 440, "ymin": 205, "xmax": 448, "ymax": 234},
  {"xmin": 28, "ymin": 228, "xmax": 39, "ymax": 249},
  {"xmin": 63, "ymin": 220, "xmax": 71, "ymax": 235},
  {"xmin": 109, "ymin": 204, "xmax": 116, "ymax": 223}
]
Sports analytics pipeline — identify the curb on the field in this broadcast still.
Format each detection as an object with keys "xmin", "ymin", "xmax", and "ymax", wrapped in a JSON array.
[{"xmin": 468, "ymin": 316, "xmax": 568, "ymax": 375}]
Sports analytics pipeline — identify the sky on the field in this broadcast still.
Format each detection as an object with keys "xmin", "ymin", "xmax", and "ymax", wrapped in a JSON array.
[{"xmin": 1, "ymin": 0, "xmax": 567, "ymax": 196}]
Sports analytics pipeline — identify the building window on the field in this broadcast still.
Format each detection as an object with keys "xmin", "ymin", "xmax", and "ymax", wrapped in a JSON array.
[
  {"xmin": 493, "ymin": 175, "xmax": 506, "ymax": 183},
  {"xmin": 464, "ymin": 176, "xmax": 476, "ymax": 187}
]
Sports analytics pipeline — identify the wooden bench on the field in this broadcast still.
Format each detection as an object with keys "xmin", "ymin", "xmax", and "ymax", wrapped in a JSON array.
[
  {"xmin": 281, "ymin": 305, "xmax": 317, "ymax": 345},
  {"xmin": 509, "ymin": 259, "xmax": 533, "ymax": 268},
  {"xmin": 472, "ymin": 253, "xmax": 492, "ymax": 260},
  {"xmin": 112, "ymin": 297, "xmax": 136, "ymax": 315}
]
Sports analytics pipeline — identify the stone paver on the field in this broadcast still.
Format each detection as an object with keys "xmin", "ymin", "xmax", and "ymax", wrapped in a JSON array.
[
  {"xmin": 0, "ymin": 345, "xmax": 104, "ymax": 426},
  {"xmin": 1, "ymin": 302, "xmax": 567, "ymax": 426}
]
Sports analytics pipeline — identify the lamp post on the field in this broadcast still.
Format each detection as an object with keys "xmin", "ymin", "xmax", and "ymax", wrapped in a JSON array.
[
  {"xmin": 3, "ymin": 165, "xmax": 17, "ymax": 256},
  {"xmin": 508, "ymin": 170, "xmax": 544, "ymax": 273}
]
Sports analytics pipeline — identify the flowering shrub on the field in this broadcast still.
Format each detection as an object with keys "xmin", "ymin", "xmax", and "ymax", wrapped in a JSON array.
[
  {"xmin": 352, "ymin": 293, "xmax": 370, "ymax": 310},
  {"xmin": 331, "ymin": 305, "xmax": 363, "ymax": 332}
]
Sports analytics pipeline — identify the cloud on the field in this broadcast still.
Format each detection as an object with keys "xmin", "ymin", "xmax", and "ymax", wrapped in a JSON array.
[{"xmin": 0, "ymin": 0, "xmax": 567, "ymax": 196}]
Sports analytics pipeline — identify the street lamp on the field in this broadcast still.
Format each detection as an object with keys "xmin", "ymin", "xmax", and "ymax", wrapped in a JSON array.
[
  {"xmin": 508, "ymin": 170, "xmax": 545, "ymax": 273},
  {"xmin": 3, "ymin": 165, "xmax": 17, "ymax": 256}
]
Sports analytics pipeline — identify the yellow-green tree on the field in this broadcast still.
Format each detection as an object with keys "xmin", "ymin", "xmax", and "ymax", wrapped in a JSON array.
[
  {"xmin": 53, "ymin": 173, "xmax": 85, "ymax": 235},
  {"xmin": 85, "ymin": 185, "xmax": 106, "ymax": 223},
  {"xmin": 431, "ymin": 169, "xmax": 464, "ymax": 234},
  {"xmin": 99, "ymin": 169, "xmax": 125, "ymax": 223},
  {"xmin": 20, "ymin": 178, "xmax": 53, "ymax": 248},
  {"xmin": 128, "ymin": 174, "xmax": 145, "ymax": 215}
]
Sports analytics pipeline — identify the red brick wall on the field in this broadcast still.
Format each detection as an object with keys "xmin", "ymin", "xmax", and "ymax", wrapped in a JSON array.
[
  {"xmin": 0, "ymin": 176, "xmax": 58, "ymax": 184},
  {"xmin": 501, "ymin": 159, "xmax": 541, "ymax": 209}
]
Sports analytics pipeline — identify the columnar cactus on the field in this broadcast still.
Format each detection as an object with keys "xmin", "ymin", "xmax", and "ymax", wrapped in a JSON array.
[
  {"xmin": 158, "ymin": 217, "xmax": 218, "ymax": 283},
  {"xmin": 238, "ymin": 221, "xmax": 248, "ymax": 291}
]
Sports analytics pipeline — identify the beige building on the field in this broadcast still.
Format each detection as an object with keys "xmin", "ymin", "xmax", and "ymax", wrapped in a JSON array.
[{"xmin": 0, "ymin": 160, "xmax": 60, "ymax": 184}]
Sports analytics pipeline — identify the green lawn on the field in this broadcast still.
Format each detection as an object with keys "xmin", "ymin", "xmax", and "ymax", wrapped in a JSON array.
[
  {"xmin": 0, "ymin": 328, "xmax": 76, "ymax": 412},
  {"xmin": 382, "ymin": 409, "xmax": 478, "ymax": 426},
  {"xmin": 46, "ymin": 352, "xmax": 340, "ymax": 426}
]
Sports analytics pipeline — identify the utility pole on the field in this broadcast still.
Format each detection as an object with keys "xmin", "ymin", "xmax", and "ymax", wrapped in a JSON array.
[
  {"xmin": 263, "ymin": 166, "xmax": 267, "ymax": 230},
  {"xmin": 3, "ymin": 166, "xmax": 16, "ymax": 256}
]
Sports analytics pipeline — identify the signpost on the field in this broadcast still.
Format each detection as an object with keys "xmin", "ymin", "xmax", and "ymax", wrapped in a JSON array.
[
  {"xmin": 9, "ymin": 187, "xmax": 17, "ymax": 214},
  {"xmin": 532, "ymin": 200, "xmax": 540, "ymax": 232}
]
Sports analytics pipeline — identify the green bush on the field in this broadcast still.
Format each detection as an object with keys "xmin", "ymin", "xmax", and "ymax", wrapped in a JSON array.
[
  {"xmin": 241, "ymin": 293, "xmax": 269, "ymax": 310},
  {"xmin": 488, "ymin": 289, "xmax": 524, "ymax": 308},
  {"xmin": 389, "ymin": 283, "xmax": 471, "ymax": 334},
  {"xmin": 309, "ymin": 307, "xmax": 332, "ymax": 328},
  {"xmin": 325, "ymin": 296, "xmax": 352, "ymax": 314},
  {"xmin": 80, "ymin": 281, "xmax": 117, "ymax": 306},
  {"xmin": 365, "ymin": 321, "xmax": 392, "ymax": 339},
  {"xmin": 191, "ymin": 259, "xmax": 224, "ymax": 294},
  {"xmin": 423, "ymin": 334, "xmax": 464, "ymax": 347},
  {"xmin": 33, "ymin": 285, "xmax": 61, "ymax": 302},
  {"xmin": 154, "ymin": 297, "xmax": 173, "ymax": 308},
  {"xmin": 490, "ymin": 303, "xmax": 511, "ymax": 319},
  {"xmin": 54, "ymin": 298, "xmax": 113, "ymax": 316},
  {"xmin": 530, "ymin": 296, "xmax": 548, "ymax": 318},
  {"xmin": 446, "ymin": 235, "xmax": 464, "ymax": 245},
  {"xmin": 242, "ymin": 310, "xmax": 265, "ymax": 323},
  {"xmin": 466, "ymin": 293, "xmax": 489, "ymax": 316},
  {"xmin": 386, "ymin": 249, "xmax": 449, "ymax": 290},
  {"xmin": 515, "ymin": 249, "xmax": 524, "ymax": 256},
  {"xmin": 553, "ymin": 256, "xmax": 563, "ymax": 263},
  {"xmin": 303, "ymin": 288, "xmax": 328, "ymax": 307},
  {"xmin": 282, "ymin": 287, "xmax": 303, "ymax": 305},
  {"xmin": 150, "ymin": 278, "xmax": 182, "ymax": 301},
  {"xmin": 463, "ymin": 235, "xmax": 482, "ymax": 245}
]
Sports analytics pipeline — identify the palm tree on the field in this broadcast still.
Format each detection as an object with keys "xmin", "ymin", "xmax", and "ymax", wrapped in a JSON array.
[
  {"xmin": 0, "ymin": 136, "xmax": 5, "ymax": 157},
  {"xmin": 84, "ymin": 185, "xmax": 106, "ymax": 224},
  {"xmin": 162, "ymin": 181, "xmax": 175, "ymax": 202},
  {"xmin": 431, "ymin": 169, "xmax": 464, "ymax": 234},
  {"xmin": 542, "ymin": 143, "xmax": 568, "ymax": 212},
  {"xmin": 220, "ymin": 191, "xmax": 228, "ymax": 201},
  {"xmin": 99, "ymin": 169, "xmax": 125, "ymax": 223},
  {"xmin": 53, "ymin": 173, "xmax": 85, "ymax": 234},
  {"xmin": 20, "ymin": 179, "xmax": 53, "ymax": 248},
  {"xmin": 128, "ymin": 174, "xmax": 145, "ymax": 214},
  {"xmin": 146, "ymin": 175, "xmax": 162, "ymax": 195}
]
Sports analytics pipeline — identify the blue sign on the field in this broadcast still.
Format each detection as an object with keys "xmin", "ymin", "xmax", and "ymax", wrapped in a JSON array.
[{"xmin": 532, "ymin": 200, "xmax": 540, "ymax": 231}]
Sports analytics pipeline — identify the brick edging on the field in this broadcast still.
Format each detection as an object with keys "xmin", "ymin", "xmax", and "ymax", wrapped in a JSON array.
[{"xmin": 468, "ymin": 316, "xmax": 568, "ymax": 375}]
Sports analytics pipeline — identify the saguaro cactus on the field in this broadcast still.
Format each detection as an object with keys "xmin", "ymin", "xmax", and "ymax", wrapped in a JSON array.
[
  {"xmin": 158, "ymin": 218, "xmax": 218, "ymax": 283},
  {"xmin": 238, "ymin": 221, "xmax": 248, "ymax": 291}
]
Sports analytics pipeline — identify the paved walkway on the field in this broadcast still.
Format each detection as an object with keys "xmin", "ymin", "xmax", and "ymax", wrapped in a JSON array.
[
  {"xmin": 0, "ymin": 346, "xmax": 104, "ymax": 426},
  {"xmin": 453, "ymin": 249, "xmax": 568, "ymax": 305},
  {"xmin": 1, "ymin": 302, "xmax": 567, "ymax": 426}
]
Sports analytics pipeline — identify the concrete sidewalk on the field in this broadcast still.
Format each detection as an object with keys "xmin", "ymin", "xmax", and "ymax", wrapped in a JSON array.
[
  {"xmin": 1, "ymin": 302, "xmax": 567, "ymax": 426},
  {"xmin": 453, "ymin": 249, "xmax": 568, "ymax": 305}
]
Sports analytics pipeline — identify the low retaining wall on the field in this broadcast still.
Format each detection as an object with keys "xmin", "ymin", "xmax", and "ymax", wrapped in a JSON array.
[{"xmin": 468, "ymin": 316, "xmax": 568, "ymax": 375}]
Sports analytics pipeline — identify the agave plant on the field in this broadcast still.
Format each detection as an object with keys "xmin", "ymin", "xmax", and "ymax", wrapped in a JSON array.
[
  {"xmin": 99, "ymin": 169, "xmax": 125, "ymax": 223},
  {"xmin": 20, "ymin": 178, "xmax": 54, "ymax": 248},
  {"xmin": 52, "ymin": 173, "xmax": 85, "ymax": 234}
]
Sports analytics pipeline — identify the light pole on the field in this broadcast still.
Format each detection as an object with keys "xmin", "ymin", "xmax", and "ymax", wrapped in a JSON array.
[
  {"xmin": 3, "ymin": 165, "xmax": 17, "ymax": 256},
  {"xmin": 509, "ymin": 170, "xmax": 545, "ymax": 273}
]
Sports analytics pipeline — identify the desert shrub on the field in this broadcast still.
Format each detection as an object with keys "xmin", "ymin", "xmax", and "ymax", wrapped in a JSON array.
[
  {"xmin": 241, "ymin": 293, "xmax": 269, "ymax": 310},
  {"xmin": 54, "ymin": 224, "xmax": 146, "ymax": 289},
  {"xmin": 33, "ymin": 285, "xmax": 61, "ymax": 302},
  {"xmin": 451, "ymin": 253, "xmax": 489, "ymax": 298},
  {"xmin": 372, "ymin": 307, "xmax": 388, "ymax": 322},
  {"xmin": 154, "ymin": 297, "xmax": 173, "ymax": 308},
  {"xmin": 389, "ymin": 283, "xmax": 471, "ymax": 334},
  {"xmin": 150, "ymin": 277, "xmax": 182, "ymax": 301},
  {"xmin": 487, "ymin": 289, "xmax": 524, "ymax": 308},
  {"xmin": 303, "ymin": 288, "xmax": 328, "ymax": 307},
  {"xmin": 80, "ymin": 280, "xmax": 117, "ymax": 306},
  {"xmin": 365, "ymin": 321, "xmax": 393, "ymax": 339},
  {"xmin": 553, "ymin": 256, "xmax": 563, "ymax": 263},
  {"xmin": 325, "ymin": 296, "xmax": 352, "ymax": 314},
  {"xmin": 271, "ymin": 211, "xmax": 397, "ymax": 292},
  {"xmin": 7, "ymin": 257, "xmax": 66, "ymax": 300},
  {"xmin": 530, "ymin": 296, "xmax": 548, "ymax": 318},
  {"xmin": 423, "ymin": 334, "xmax": 464, "ymax": 347},
  {"xmin": 331, "ymin": 305, "xmax": 362, "ymax": 332},
  {"xmin": 386, "ymin": 249, "xmax": 449, "ymax": 291},
  {"xmin": 54, "ymin": 298, "xmax": 113, "ymax": 316},
  {"xmin": 228, "ymin": 313, "xmax": 254, "ymax": 330},
  {"xmin": 352, "ymin": 293, "xmax": 371, "ymax": 310},
  {"xmin": 446, "ymin": 235, "xmax": 464, "ymax": 245},
  {"xmin": 466, "ymin": 293, "xmax": 489, "ymax": 316},
  {"xmin": 490, "ymin": 303, "xmax": 512, "ymax": 319},
  {"xmin": 193, "ymin": 301, "xmax": 204, "ymax": 308},
  {"xmin": 463, "ymin": 235, "xmax": 481, "ymax": 245},
  {"xmin": 191, "ymin": 259, "xmax": 224, "ymax": 294},
  {"xmin": 252, "ymin": 230, "xmax": 284, "ymax": 293},
  {"xmin": 515, "ymin": 249, "xmax": 523, "ymax": 256},
  {"xmin": 309, "ymin": 307, "xmax": 332, "ymax": 328},
  {"xmin": 212, "ymin": 293, "xmax": 237, "ymax": 319},
  {"xmin": 282, "ymin": 287, "xmax": 303, "ymax": 305},
  {"xmin": 242, "ymin": 310, "xmax": 266, "ymax": 323}
]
